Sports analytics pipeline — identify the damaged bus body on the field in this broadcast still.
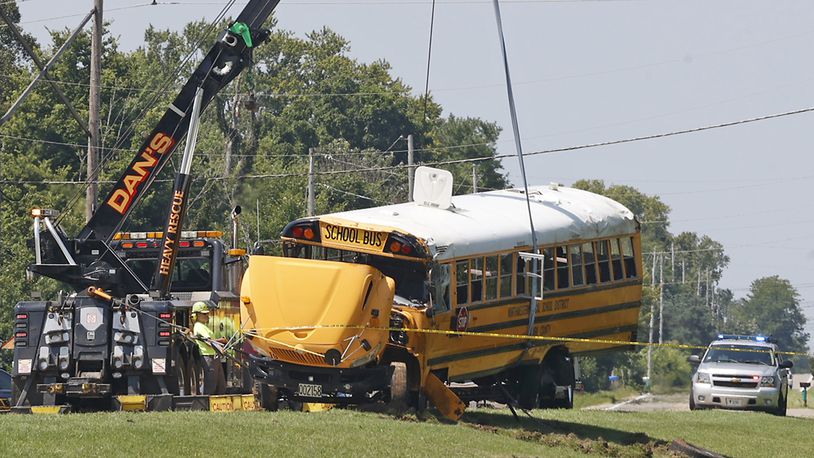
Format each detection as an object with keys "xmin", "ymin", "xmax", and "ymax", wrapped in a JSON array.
[{"xmin": 244, "ymin": 167, "xmax": 642, "ymax": 419}]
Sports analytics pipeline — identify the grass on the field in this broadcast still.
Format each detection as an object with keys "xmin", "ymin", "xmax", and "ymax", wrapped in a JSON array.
[
  {"xmin": 0, "ymin": 405, "xmax": 811, "ymax": 457},
  {"xmin": 573, "ymin": 387, "xmax": 640, "ymax": 409}
]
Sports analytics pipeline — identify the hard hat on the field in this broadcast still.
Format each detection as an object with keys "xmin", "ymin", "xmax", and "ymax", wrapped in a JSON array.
[{"xmin": 192, "ymin": 301, "xmax": 210, "ymax": 314}]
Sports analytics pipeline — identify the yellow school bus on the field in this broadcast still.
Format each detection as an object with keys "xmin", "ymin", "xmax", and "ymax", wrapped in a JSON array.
[{"xmin": 241, "ymin": 167, "xmax": 642, "ymax": 419}]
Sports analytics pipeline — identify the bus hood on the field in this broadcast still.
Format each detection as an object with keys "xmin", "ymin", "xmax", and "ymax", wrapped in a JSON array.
[{"xmin": 241, "ymin": 256, "xmax": 394, "ymax": 367}]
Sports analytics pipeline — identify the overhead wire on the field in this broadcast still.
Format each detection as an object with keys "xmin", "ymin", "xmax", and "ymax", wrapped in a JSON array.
[
  {"xmin": 56, "ymin": 0, "xmax": 238, "ymax": 225},
  {"xmin": 5, "ymin": 101, "xmax": 814, "ymax": 185}
]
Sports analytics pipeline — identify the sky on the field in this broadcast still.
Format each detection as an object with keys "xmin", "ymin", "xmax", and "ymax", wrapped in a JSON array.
[{"xmin": 13, "ymin": 0, "xmax": 814, "ymax": 343}]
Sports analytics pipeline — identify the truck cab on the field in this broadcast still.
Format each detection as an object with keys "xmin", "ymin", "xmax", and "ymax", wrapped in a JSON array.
[{"xmin": 12, "ymin": 230, "xmax": 248, "ymax": 410}]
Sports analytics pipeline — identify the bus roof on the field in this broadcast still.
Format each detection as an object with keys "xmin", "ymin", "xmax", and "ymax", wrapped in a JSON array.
[{"xmin": 320, "ymin": 184, "xmax": 638, "ymax": 261}]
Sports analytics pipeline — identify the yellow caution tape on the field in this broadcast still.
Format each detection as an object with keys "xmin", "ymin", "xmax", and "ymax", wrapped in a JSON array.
[{"xmin": 245, "ymin": 324, "xmax": 810, "ymax": 357}]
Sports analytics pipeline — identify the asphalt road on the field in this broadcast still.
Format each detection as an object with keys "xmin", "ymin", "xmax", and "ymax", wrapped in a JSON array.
[{"xmin": 587, "ymin": 392, "xmax": 814, "ymax": 419}]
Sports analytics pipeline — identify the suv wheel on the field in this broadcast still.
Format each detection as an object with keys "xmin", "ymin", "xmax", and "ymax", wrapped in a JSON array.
[
  {"xmin": 689, "ymin": 390, "xmax": 697, "ymax": 411},
  {"xmin": 774, "ymin": 391, "xmax": 787, "ymax": 417}
]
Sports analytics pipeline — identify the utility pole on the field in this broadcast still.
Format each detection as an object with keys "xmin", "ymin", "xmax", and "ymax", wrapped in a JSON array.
[
  {"xmin": 86, "ymin": 0, "xmax": 103, "ymax": 221},
  {"xmin": 307, "ymin": 147, "xmax": 315, "ymax": 216},
  {"xmin": 472, "ymin": 164, "xmax": 478, "ymax": 193},
  {"xmin": 651, "ymin": 251, "xmax": 657, "ymax": 286},
  {"xmin": 255, "ymin": 198, "xmax": 260, "ymax": 244},
  {"xmin": 659, "ymin": 254, "xmax": 664, "ymax": 345},
  {"xmin": 407, "ymin": 134, "xmax": 414, "ymax": 201},
  {"xmin": 670, "ymin": 242, "xmax": 675, "ymax": 282}
]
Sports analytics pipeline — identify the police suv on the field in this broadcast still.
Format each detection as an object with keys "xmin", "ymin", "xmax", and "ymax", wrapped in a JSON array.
[{"xmin": 688, "ymin": 334, "xmax": 792, "ymax": 416}]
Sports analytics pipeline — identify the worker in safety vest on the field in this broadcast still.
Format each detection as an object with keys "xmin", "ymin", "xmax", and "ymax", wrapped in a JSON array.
[{"xmin": 191, "ymin": 301, "xmax": 227, "ymax": 395}]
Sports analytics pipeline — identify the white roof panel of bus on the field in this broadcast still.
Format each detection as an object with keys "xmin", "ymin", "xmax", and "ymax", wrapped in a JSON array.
[{"xmin": 322, "ymin": 185, "xmax": 638, "ymax": 261}]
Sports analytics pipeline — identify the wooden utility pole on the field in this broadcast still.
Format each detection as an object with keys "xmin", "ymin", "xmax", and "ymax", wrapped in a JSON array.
[
  {"xmin": 407, "ymin": 134, "xmax": 414, "ymax": 201},
  {"xmin": 86, "ymin": 0, "xmax": 103, "ymax": 221},
  {"xmin": 307, "ymin": 148, "xmax": 315, "ymax": 216},
  {"xmin": 472, "ymin": 164, "xmax": 478, "ymax": 193},
  {"xmin": 658, "ymin": 254, "xmax": 664, "ymax": 344}
]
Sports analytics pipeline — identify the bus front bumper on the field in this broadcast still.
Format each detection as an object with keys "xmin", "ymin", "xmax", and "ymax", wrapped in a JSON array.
[{"xmin": 250, "ymin": 356, "xmax": 393, "ymax": 404}]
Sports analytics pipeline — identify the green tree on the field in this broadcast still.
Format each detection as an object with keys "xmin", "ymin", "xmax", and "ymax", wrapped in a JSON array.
[
  {"xmin": 725, "ymin": 276, "xmax": 809, "ymax": 352},
  {"xmin": 428, "ymin": 114, "xmax": 506, "ymax": 193}
]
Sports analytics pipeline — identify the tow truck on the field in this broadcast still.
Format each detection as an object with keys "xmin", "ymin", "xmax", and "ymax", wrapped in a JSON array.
[{"xmin": 10, "ymin": 0, "xmax": 280, "ymax": 412}]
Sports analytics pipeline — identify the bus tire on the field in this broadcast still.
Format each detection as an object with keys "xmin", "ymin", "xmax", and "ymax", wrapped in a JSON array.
[
  {"xmin": 517, "ymin": 364, "xmax": 543, "ymax": 410},
  {"xmin": 387, "ymin": 362, "xmax": 408, "ymax": 412},
  {"xmin": 540, "ymin": 347, "xmax": 575, "ymax": 409},
  {"xmin": 255, "ymin": 382, "xmax": 279, "ymax": 411}
]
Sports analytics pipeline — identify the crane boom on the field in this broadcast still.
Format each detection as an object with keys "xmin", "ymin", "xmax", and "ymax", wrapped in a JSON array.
[
  {"xmin": 30, "ymin": 0, "xmax": 280, "ymax": 296},
  {"xmin": 79, "ymin": 0, "xmax": 279, "ymax": 243}
]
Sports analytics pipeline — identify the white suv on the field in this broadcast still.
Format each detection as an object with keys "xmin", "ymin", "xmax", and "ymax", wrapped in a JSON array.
[{"xmin": 688, "ymin": 335, "xmax": 792, "ymax": 416}]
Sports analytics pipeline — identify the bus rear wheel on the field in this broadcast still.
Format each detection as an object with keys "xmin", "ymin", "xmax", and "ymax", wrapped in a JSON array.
[{"xmin": 539, "ymin": 348, "xmax": 575, "ymax": 409}]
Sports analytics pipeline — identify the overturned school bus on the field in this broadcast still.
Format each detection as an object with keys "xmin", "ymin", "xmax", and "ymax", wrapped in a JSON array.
[{"xmin": 243, "ymin": 167, "xmax": 642, "ymax": 419}]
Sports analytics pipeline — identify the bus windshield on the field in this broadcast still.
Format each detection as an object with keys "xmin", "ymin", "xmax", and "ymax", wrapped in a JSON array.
[{"xmin": 284, "ymin": 243, "xmax": 428, "ymax": 303}]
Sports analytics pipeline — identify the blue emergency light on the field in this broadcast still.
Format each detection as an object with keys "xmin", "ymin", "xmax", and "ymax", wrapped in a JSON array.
[{"xmin": 716, "ymin": 334, "xmax": 774, "ymax": 343}]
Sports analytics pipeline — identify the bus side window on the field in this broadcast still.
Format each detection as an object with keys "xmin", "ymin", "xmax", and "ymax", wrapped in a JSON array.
[
  {"xmin": 485, "ymin": 255, "xmax": 498, "ymax": 300},
  {"xmin": 556, "ymin": 246, "xmax": 569, "ymax": 289},
  {"xmin": 611, "ymin": 239, "xmax": 624, "ymax": 281},
  {"xmin": 456, "ymin": 260, "xmax": 469, "ymax": 305},
  {"xmin": 542, "ymin": 248, "xmax": 555, "ymax": 291},
  {"xmin": 499, "ymin": 253, "xmax": 513, "ymax": 298},
  {"xmin": 471, "ymin": 257, "xmax": 484, "ymax": 302},
  {"xmin": 430, "ymin": 263, "xmax": 451, "ymax": 311},
  {"xmin": 583, "ymin": 242, "xmax": 597, "ymax": 285},
  {"xmin": 623, "ymin": 237, "xmax": 637, "ymax": 278},
  {"xmin": 516, "ymin": 255, "xmax": 527, "ymax": 295},
  {"xmin": 597, "ymin": 240, "xmax": 611, "ymax": 283},
  {"xmin": 569, "ymin": 244, "xmax": 584, "ymax": 287}
]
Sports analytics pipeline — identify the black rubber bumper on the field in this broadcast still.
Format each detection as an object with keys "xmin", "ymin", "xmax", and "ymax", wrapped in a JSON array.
[{"xmin": 250, "ymin": 356, "xmax": 393, "ymax": 404}]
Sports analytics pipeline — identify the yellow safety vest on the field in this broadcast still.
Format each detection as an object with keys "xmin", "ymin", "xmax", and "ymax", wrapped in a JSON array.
[{"xmin": 193, "ymin": 321, "xmax": 216, "ymax": 356}]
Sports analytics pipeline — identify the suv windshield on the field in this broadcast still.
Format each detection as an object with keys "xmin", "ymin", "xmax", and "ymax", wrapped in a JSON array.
[{"xmin": 703, "ymin": 344, "xmax": 775, "ymax": 365}]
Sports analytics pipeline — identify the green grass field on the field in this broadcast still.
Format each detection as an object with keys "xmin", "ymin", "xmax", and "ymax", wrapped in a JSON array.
[{"xmin": 0, "ymin": 405, "xmax": 811, "ymax": 457}]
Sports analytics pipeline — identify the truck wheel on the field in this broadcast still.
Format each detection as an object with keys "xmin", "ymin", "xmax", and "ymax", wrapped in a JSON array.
[
  {"xmin": 689, "ymin": 390, "xmax": 697, "ymax": 411},
  {"xmin": 387, "ymin": 362, "xmax": 408, "ymax": 412},
  {"xmin": 174, "ymin": 350, "xmax": 193, "ymax": 396},
  {"xmin": 189, "ymin": 356, "xmax": 204, "ymax": 395}
]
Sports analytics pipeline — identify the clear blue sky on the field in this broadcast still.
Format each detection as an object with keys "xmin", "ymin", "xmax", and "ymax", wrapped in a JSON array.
[{"xmin": 15, "ymin": 0, "xmax": 814, "ymax": 343}]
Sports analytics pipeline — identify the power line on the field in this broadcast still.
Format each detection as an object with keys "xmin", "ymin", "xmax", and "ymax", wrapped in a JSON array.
[{"xmin": 5, "ymin": 102, "xmax": 814, "ymax": 185}]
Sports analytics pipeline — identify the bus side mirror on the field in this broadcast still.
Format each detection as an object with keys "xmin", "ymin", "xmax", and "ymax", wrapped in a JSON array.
[{"xmin": 687, "ymin": 355, "xmax": 700, "ymax": 364}]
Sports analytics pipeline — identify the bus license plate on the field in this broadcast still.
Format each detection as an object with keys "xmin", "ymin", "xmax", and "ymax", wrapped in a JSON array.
[{"xmin": 297, "ymin": 383, "xmax": 322, "ymax": 398}]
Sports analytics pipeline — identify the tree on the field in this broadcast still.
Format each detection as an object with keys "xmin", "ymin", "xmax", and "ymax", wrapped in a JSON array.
[
  {"xmin": 725, "ymin": 276, "xmax": 809, "ymax": 352},
  {"xmin": 428, "ymin": 114, "xmax": 506, "ymax": 193}
]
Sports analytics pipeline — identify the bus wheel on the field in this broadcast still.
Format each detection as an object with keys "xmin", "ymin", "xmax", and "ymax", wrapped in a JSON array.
[
  {"xmin": 517, "ymin": 364, "xmax": 543, "ymax": 410},
  {"xmin": 387, "ymin": 362, "xmax": 408, "ymax": 412},
  {"xmin": 255, "ymin": 382, "xmax": 279, "ymax": 411},
  {"xmin": 540, "ymin": 348, "xmax": 575, "ymax": 409}
]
